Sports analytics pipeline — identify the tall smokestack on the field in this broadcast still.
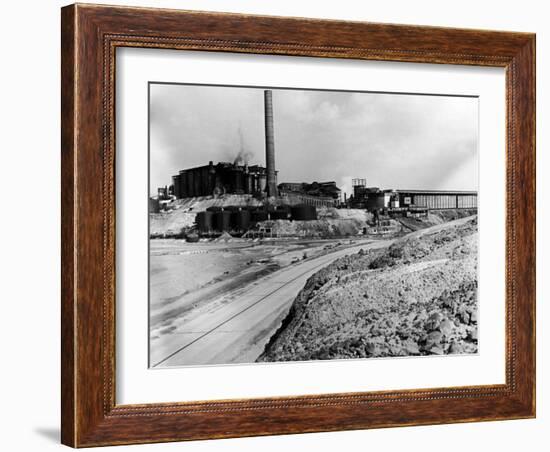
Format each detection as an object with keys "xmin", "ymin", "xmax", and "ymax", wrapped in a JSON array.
[{"xmin": 264, "ymin": 90, "xmax": 277, "ymax": 197}]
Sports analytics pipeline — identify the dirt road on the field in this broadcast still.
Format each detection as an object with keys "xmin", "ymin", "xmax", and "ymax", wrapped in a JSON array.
[{"xmin": 150, "ymin": 238, "xmax": 393, "ymax": 367}]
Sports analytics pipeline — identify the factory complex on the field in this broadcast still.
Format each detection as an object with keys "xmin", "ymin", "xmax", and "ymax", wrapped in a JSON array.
[{"xmin": 151, "ymin": 89, "xmax": 477, "ymax": 238}]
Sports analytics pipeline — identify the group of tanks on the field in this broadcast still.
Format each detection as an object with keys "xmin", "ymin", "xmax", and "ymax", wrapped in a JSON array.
[{"xmin": 195, "ymin": 204, "xmax": 317, "ymax": 236}]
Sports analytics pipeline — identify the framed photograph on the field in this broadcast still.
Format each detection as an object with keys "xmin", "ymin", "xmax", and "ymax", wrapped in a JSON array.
[{"xmin": 61, "ymin": 3, "xmax": 535, "ymax": 447}]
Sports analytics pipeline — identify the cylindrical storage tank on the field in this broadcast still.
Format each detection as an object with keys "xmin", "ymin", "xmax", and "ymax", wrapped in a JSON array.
[
  {"xmin": 149, "ymin": 197, "xmax": 160, "ymax": 214},
  {"xmin": 279, "ymin": 205, "xmax": 291, "ymax": 214},
  {"xmin": 270, "ymin": 205, "xmax": 291, "ymax": 220},
  {"xmin": 271, "ymin": 211, "xmax": 288, "ymax": 220},
  {"xmin": 200, "ymin": 167, "xmax": 210, "ymax": 196},
  {"xmin": 232, "ymin": 210, "xmax": 251, "ymax": 230},
  {"xmin": 180, "ymin": 171, "xmax": 189, "ymax": 198},
  {"xmin": 172, "ymin": 175, "xmax": 181, "ymax": 199},
  {"xmin": 258, "ymin": 174, "xmax": 267, "ymax": 192},
  {"xmin": 196, "ymin": 211, "xmax": 214, "ymax": 232},
  {"xmin": 214, "ymin": 210, "xmax": 232, "ymax": 231},
  {"xmin": 193, "ymin": 169, "xmax": 201, "ymax": 197},
  {"xmin": 251, "ymin": 209, "xmax": 269, "ymax": 222},
  {"xmin": 366, "ymin": 194, "xmax": 385, "ymax": 211},
  {"xmin": 291, "ymin": 205, "xmax": 317, "ymax": 221},
  {"xmin": 245, "ymin": 173, "xmax": 253, "ymax": 194},
  {"xmin": 187, "ymin": 171, "xmax": 195, "ymax": 197}
]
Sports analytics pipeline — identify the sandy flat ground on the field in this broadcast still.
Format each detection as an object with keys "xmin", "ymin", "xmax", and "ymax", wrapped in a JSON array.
[
  {"xmin": 149, "ymin": 237, "xmax": 390, "ymax": 367},
  {"xmin": 149, "ymin": 238, "xmax": 353, "ymax": 323}
]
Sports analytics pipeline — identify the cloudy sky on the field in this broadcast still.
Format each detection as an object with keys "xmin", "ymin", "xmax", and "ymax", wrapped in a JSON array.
[{"xmin": 149, "ymin": 83, "xmax": 478, "ymax": 197}]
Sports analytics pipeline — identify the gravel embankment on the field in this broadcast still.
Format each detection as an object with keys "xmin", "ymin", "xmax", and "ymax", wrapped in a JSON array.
[{"xmin": 259, "ymin": 216, "xmax": 478, "ymax": 362}]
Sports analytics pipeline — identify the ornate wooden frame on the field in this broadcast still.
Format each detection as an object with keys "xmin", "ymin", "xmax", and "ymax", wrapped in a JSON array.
[{"xmin": 61, "ymin": 3, "xmax": 536, "ymax": 447}]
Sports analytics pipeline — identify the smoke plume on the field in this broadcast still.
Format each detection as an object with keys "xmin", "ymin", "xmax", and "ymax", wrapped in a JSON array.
[{"xmin": 233, "ymin": 126, "xmax": 254, "ymax": 165}]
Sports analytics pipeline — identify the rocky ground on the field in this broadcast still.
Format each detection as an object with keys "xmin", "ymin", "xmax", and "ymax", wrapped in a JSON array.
[
  {"xmin": 259, "ymin": 216, "xmax": 478, "ymax": 362},
  {"xmin": 257, "ymin": 208, "xmax": 373, "ymax": 238},
  {"xmin": 396, "ymin": 209, "xmax": 477, "ymax": 232},
  {"xmin": 150, "ymin": 195, "xmax": 374, "ymax": 238},
  {"xmin": 150, "ymin": 194, "xmax": 266, "ymax": 237}
]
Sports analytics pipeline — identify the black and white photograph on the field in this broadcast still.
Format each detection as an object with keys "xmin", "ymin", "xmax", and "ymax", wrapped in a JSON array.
[{"xmin": 148, "ymin": 83, "xmax": 479, "ymax": 368}]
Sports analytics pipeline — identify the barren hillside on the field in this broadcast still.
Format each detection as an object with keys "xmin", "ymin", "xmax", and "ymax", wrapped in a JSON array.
[
  {"xmin": 150, "ymin": 193, "xmax": 374, "ymax": 237},
  {"xmin": 150, "ymin": 194, "xmax": 265, "ymax": 237},
  {"xmin": 259, "ymin": 216, "xmax": 478, "ymax": 362}
]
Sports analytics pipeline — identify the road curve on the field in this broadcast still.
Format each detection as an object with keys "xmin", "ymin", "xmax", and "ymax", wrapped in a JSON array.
[{"xmin": 151, "ymin": 239, "xmax": 393, "ymax": 368}]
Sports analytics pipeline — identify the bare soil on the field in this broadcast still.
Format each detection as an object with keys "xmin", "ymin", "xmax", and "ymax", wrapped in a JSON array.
[
  {"xmin": 149, "ymin": 237, "xmax": 366, "ymax": 338},
  {"xmin": 150, "ymin": 194, "xmax": 265, "ymax": 237},
  {"xmin": 397, "ymin": 209, "xmax": 478, "ymax": 232},
  {"xmin": 259, "ymin": 216, "xmax": 478, "ymax": 362},
  {"xmin": 257, "ymin": 208, "xmax": 373, "ymax": 238}
]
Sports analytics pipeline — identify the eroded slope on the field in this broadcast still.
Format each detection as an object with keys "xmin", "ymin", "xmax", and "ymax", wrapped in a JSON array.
[{"xmin": 259, "ymin": 216, "xmax": 478, "ymax": 362}]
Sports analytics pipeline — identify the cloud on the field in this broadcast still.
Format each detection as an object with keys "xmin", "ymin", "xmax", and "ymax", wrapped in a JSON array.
[{"xmin": 150, "ymin": 85, "xmax": 478, "ymax": 197}]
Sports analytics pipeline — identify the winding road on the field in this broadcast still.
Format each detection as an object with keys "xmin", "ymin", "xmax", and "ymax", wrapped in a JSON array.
[{"xmin": 151, "ymin": 238, "xmax": 393, "ymax": 367}]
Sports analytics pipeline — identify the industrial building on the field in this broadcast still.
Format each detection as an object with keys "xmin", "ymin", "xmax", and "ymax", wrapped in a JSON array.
[
  {"xmin": 278, "ymin": 181, "xmax": 341, "ymax": 200},
  {"xmin": 396, "ymin": 189, "xmax": 477, "ymax": 210},
  {"xmin": 171, "ymin": 90, "xmax": 279, "ymax": 199},
  {"xmin": 172, "ymin": 161, "xmax": 274, "ymax": 198},
  {"xmin": 170, "ymin": 89, "xmax": 340, "ymax": 206},
  {"xmin": 154, "ymin": 89, "xmax": 478, "ymax": 240},
  {"xmin": 349, "ymin": 179, "xmax": 477, "ymax": 211}
]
